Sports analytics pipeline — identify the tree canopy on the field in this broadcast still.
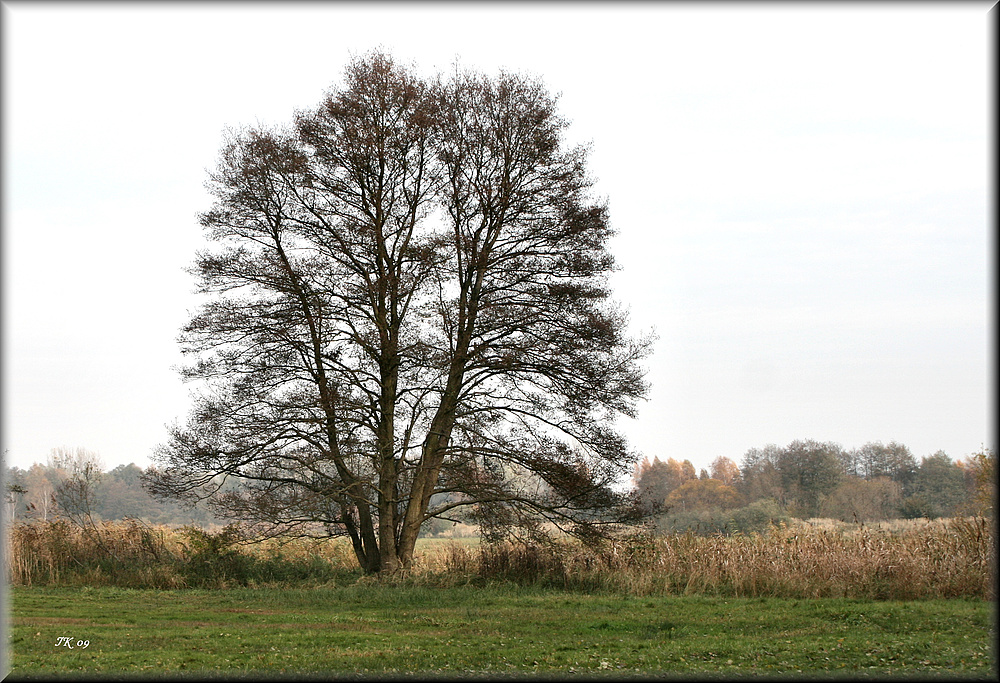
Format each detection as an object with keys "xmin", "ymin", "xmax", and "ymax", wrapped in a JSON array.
[{"xmin": 144, "ymin": 52, "xmax": 651, "ymax": 573}]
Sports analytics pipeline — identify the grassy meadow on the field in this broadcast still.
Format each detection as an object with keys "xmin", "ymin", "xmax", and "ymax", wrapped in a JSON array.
[
  {"xmin": 8, "ymin": 585, "xmax": 994, "ymax": 676},
  {"xmin": 4, "ymin": 516, "xmax": 997, "ymax": 677}
]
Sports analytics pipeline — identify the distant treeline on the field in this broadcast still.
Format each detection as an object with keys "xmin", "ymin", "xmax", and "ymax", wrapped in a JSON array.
[
  {"xmin": 633, "ymin": 440, "xmax": 994, "ymax": 534},
  {"xmin": 3, "ymin": 441, "xmax": 994, "ymax": 534},
  {"xmin": 4, "ymin": 447, "xmax": 221, "ymax": 527}
]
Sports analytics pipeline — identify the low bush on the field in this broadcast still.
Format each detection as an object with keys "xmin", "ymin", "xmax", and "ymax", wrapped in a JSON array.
[
  {"xmin": 655, "ymin": 499, "xmax": 791, "ymax": 536},
  {"xmin": 729, "ymin": 498, "xmax": 791, "ymax": 533}
]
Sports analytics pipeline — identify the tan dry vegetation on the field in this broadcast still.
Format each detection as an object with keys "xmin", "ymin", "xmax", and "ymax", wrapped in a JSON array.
[
  {"xmin": 5, "ymin": 516, "xmax": 994, "ymax": 599},
  {"xmin": 424, "ymin": 517, "xmax": 995, "ymax": 600},
  {"xmin": 6, "ymin": 518, "xmax": 187, "ymax": 588}
]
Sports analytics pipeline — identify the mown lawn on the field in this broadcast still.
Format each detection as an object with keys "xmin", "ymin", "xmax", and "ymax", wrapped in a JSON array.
[{"xmin": 7, "ymin": 585, "xmax": 995, "ymax": 677}]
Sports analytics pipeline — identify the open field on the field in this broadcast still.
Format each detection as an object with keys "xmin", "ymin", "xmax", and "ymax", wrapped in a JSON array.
[{"xmin": 7, "ymin": 585, "xmax": 995, "ymax": 677}]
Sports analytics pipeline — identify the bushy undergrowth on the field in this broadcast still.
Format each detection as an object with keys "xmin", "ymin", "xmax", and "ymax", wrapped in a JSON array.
[
  {"xmin": 654, "ymin": 499, "xmax": 792, "ymax": 535},
  {"xmin": 6, "ymin": 516, "xmax": 994, "ymax": 599}
]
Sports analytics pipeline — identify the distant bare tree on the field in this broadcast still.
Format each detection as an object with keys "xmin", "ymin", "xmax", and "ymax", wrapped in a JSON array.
[
  {"xmin": 24, "ymin": 465, "xmax": 58, "ymax": 522},
  {"xmin": 4, "ymin": 483, "xmax": 27, "ymax": 522},
  {"xmin": 49, "ymin": 447, "xmax": 104, "ymax": 528},
  {"xmin": 145, "ymin": 52, "xmax": 651, "ymax": 573},
  {"xmin": 852, "ymin": 441, "xmax": 917, "ymax": 491},
  {"xmin": 738, "ymin": 444, "xmax": 785, "ymax": 506}
]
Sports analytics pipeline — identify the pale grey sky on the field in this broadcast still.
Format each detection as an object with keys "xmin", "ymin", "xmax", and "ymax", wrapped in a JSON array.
[{"xmin": 2, "ymin": 2, "xmax": 993, "ymax": 476}]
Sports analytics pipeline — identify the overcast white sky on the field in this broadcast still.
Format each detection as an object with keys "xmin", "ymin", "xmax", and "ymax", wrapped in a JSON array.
[{"xmin": 2, "ymin": 2, "xmax": 993, "ymax": 476}]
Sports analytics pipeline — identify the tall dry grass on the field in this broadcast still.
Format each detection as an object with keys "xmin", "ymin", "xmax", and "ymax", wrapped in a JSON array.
[
  {"xmin": 432, "ymin": 517, "xmax": 995, "ymax": 600},
  {"xmin": 5, "ymin": 516, "xmax": 994, "ymax": 599},
  {"xmin": 6, "ymin": 518, "xmax": 187, "ymax": 588},
  {"xmin": 5, "ymin": 519, "xmax": 355, "ymax": 589}
]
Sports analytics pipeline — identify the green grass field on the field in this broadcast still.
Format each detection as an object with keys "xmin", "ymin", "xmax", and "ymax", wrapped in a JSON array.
[{"xmin": 7, "ymin": 585, "xmax": 995, "ymax": 677}]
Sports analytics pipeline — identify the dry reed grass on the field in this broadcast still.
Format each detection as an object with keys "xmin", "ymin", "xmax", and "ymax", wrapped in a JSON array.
[
  {"xmin": 425, "ymin": 517, "xmax": 995, "ymax": 600},
  {"xmin": 6, "ymin": 518, "xmax": 187, "ymax": 588},
  {"xmin": 4, "ymin": 519, "xmax": 354, "ymax": 588},
  {"xmin": 5, "ymin": 516, "xmax": 994, "ymax": 599}
]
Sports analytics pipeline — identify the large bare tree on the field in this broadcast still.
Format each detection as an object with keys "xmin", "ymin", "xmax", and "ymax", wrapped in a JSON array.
[{"xmin": 145, "ymin": 52, "xmax": 651, "ymax": 573}]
